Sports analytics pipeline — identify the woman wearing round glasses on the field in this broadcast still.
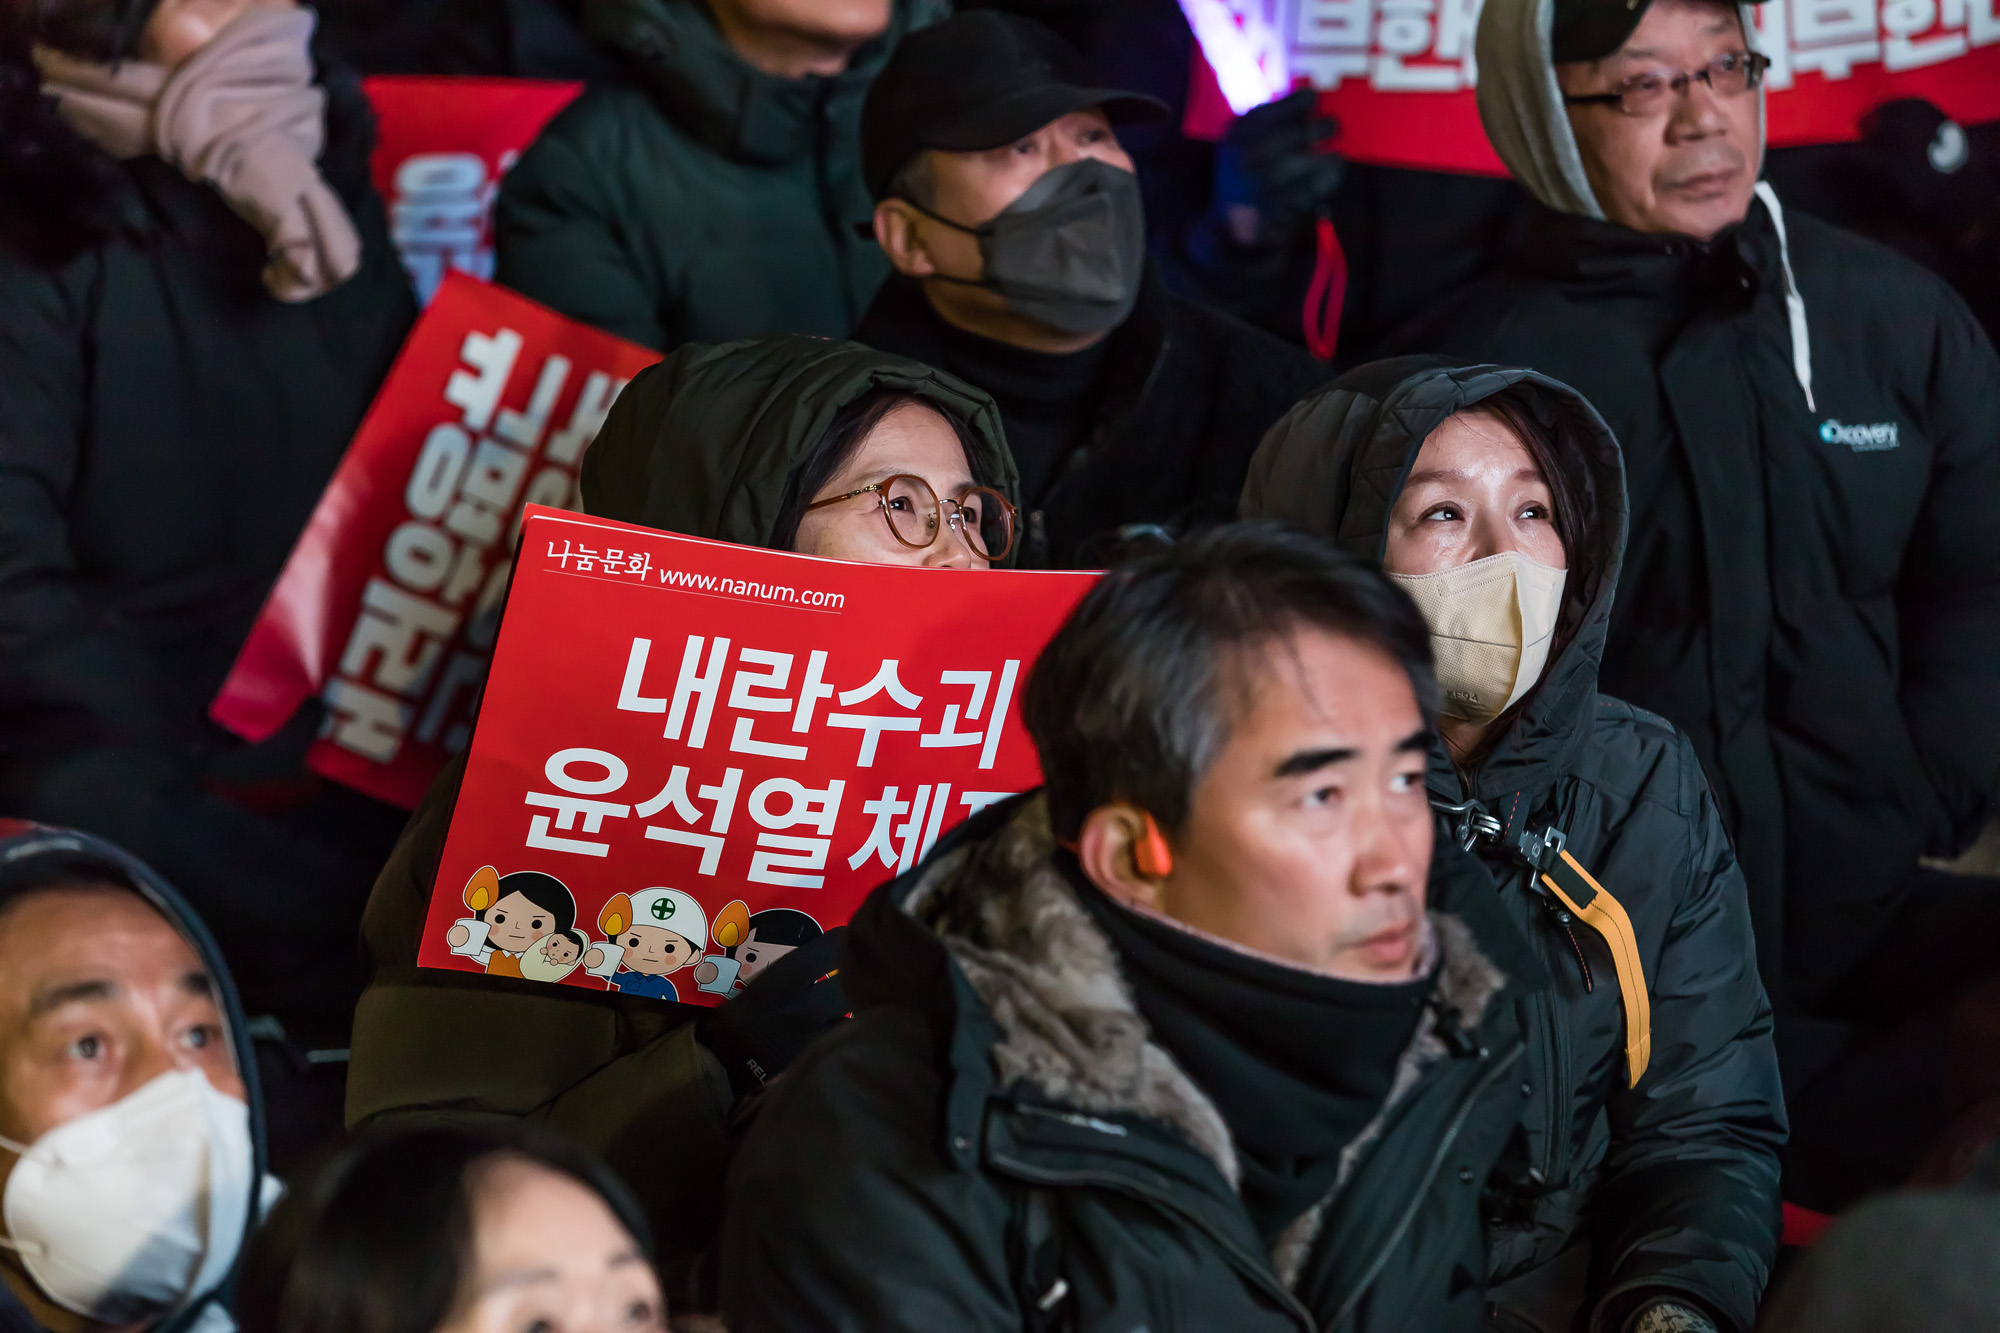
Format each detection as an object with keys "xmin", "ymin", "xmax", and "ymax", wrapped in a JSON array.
[
  {"xmin": 577, "ymin": 333, "xmax": 1019, "ymax": 569},
  {"xmin": 787, "ymin": 390, "xmax": 1016, "ymax": 567},
  {"xmin": 346, "ymin": 334, "xmax": 1020, "ymax": 1277}
]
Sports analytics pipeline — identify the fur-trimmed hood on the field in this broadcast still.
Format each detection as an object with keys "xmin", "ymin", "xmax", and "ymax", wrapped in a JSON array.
[{"xmin": 844, "ymin": 791, "xmax": 1526, "ymax": 1285}]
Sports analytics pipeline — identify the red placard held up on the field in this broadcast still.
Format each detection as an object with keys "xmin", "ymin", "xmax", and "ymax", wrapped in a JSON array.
[
  {"xmin": 419, "ymin": 508, "xmax": 1098, "ymax": 1007},
  {"xmin": 210, "ymin": 274, "xmax": 659, "ymax": 809},
  {"xmin": 363, "ymin": 76, "xmax": 583, "ymax": 304}
]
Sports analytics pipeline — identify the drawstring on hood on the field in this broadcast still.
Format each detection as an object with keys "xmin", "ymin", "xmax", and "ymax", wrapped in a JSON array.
[
  {"xmin": 1752, "ymin": 180, "xmax": 1816, "ymax": 410},
  {"xmin": 1473, "ymin": 0, "xmax": 1815, "ymax": 410}
]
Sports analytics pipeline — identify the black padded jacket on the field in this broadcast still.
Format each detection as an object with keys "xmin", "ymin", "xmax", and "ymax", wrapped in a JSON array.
[{"xmin": 1244, "ymin": 358, "xmax": 1788, "ymax": 1333}]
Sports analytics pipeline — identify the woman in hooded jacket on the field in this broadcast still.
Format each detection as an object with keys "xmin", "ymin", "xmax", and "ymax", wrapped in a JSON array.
[
  {"xmin": 344, "ymin": 333, "xmax": 1019, "ymax": 1283},
  {"xmin": 1242, "ymin": 357, "xmax": 1786, "ymax": 1333}
]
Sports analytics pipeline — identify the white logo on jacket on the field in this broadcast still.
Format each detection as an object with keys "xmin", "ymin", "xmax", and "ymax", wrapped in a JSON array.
[{"xmin": 1819, "ymin": 419, "xmax": 1900, "ymax": 452}]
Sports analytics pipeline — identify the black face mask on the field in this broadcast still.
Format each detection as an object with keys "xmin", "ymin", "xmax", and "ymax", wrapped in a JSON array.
[{"xmin": 916, "ymin": 157, "xmax": 1148, "ymax": 337}]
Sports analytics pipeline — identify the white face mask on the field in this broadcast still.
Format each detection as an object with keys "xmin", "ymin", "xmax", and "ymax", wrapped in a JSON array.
[
  {"xmin": 0, "ymin": 1068, "xmax": 255, "ymax": 1324},
  {"xmin": 1389, "ymin": 551, "xmax": 1568, "ymax": 724}
]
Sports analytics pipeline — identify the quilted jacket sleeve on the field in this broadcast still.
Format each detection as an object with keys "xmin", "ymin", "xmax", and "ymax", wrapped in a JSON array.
[{"xmin": 1588, "ymin": 738, "xmax": 1787, "ymax": 1333}]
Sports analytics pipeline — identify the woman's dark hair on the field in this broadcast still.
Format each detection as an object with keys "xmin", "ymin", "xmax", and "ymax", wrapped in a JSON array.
[
  {"xmin": 234, "ymin": 1123, "xmax": 655, "ymax": 1333},
  {"xmin": 484, "ymin": 869, "xmax": 577, "ymax": 937},
  {"xmin": 739, "ymin": 907, "xmax": 823, "ymax": 952},
  {"xmin": 1460, "ymin": 380, "xmax": 1603, "ymax": 662},
  {"xmin": 1024, "ymin": 522, "xmax": 1439, "ymax": 842},
  {"xmin": 768, "ymin": 386, "xmax": 996, "ymax": 550},
  {"xmin": 1466, "ymin": 383, "xmax": 1593, "ymax": 575}
]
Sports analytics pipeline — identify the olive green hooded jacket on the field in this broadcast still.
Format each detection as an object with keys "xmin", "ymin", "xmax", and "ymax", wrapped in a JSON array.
[
  {"xmin": 345, "ymin": 336, "xmax": 1015, "ymax": 1265},
  {"xmin": 495, "ymin": 0, "xmax": 945, "ymax": 351}
]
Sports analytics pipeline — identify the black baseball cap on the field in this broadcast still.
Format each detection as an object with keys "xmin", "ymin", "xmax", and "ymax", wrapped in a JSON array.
[
  {"xmin": 861, "ymin": 10, "xmax": 1168, "ymax": 201},
  {"xmin": 1550, "ymin": 0, "xmax": 1767, "ymax": 62}
]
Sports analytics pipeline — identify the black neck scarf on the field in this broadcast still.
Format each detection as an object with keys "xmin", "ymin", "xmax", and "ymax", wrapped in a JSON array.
[
  {"xmin": 931, "ymin": 313, "xmax": 1108, "ymax": 508},
  {"xmin": 1072, "ymin": 874, "xmax": 1437, "ymax": 1243}
]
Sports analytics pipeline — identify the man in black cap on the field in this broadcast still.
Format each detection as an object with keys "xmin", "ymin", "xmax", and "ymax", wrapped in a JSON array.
[
  {"xmin": 853, "ymin": 8, "xmax": 1329, "ymax": 568},
  {"xmin": 1395, "ymin": 0, "xmax": 2000, "ymax": 1211}
]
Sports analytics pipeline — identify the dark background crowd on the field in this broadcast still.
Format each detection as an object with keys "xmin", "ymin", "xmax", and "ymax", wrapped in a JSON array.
[{"xmin": 1, "ymin": 0, "xmax": 1997, "ymax": 1329}]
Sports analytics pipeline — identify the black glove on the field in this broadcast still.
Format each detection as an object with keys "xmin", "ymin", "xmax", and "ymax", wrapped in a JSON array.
[
  {"xmin": 694, "ymin": 928, "xmax": 849, "ymax": 1100},
  {"xmin": 1212, "ymin": 88, "xmax": 1345, "ymax": 247}
]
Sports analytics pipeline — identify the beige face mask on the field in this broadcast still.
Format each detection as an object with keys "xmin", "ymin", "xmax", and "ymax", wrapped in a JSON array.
[{"xmin": 1388, "ymin": 551, "xmax": 1567, "ymax": 723}]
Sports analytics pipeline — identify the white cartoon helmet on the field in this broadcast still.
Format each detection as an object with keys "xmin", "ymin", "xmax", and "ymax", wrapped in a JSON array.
[{"xmin": 622, "ymin": 888, "xmax": 708, "ymax": 950}]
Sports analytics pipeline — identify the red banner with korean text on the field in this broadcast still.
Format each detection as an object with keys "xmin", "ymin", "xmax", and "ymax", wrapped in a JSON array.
[
  {"xmin": 1180, "ymin": 0, "xmax": 2000, "ymax": 173},
  {"xmin": 210, "ymin": 274, "xmax": 659, "ymax": 809},
  {"xmin": 363, "ymin": 76, "xmax": 583, "ymax": 305},
  {"xmin": 418, "ymin": 508, "xmax": 1098, "ymax": 1007}
]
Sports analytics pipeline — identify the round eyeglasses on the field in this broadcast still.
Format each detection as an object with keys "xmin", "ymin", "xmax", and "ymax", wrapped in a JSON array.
[
  {"xmin": 805, "ymin": 474, "xmax": 1017, "ymax": 563},
  {"xmin": 1563, "ymin": 50, "xmax": 1770, "ymax": 117}
]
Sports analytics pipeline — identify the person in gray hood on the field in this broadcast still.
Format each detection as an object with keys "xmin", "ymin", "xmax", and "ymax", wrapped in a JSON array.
[
  {"xmin": 1400, "ymin": 0, "xmax": 2000, "ymax": 1200},
  {"xmin": 1244, "ymin": 358, "xmax": 1786, "ymax": 1333},
  {"xmin": 1391, "ymin": 0, "xmax": 2000, "ymax": 1208}
]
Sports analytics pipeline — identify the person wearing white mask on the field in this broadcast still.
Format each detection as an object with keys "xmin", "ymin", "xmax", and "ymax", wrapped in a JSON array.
[
  {"xmin": 1245, "ymin": 359, "xmax": 1786, "ymax": 1333},
  {"xmin": 0, "ymin": 821, "xmax": 271, "ymax": 1333}
]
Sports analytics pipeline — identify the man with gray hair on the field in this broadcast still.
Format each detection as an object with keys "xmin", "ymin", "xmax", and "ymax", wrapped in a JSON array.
[
  {"xmin": 719, "ymin": 525, "xmax": 1540, "ymax": 1333},
  {"xmin": 1397, "ymin": 0, "xmax": 2000, "ymax": 1208}
]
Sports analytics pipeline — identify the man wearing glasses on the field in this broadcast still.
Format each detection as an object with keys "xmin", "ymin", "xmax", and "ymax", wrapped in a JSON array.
[{"xmin": 1399, "ymin": 0, "xmax": 2000, "ymax": 1227}]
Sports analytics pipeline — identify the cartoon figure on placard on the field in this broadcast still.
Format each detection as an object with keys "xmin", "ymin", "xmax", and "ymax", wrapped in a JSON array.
[
  {"xmin": 521, "ymin": 926, "xmax": 588, "ymax": 984},
  {"xmin": 446, "ymin": 867, "xmax": 577, "ymax": 979},
  {"xmin": 582, "ymin": 887, "xmax": 706, "ymax": 1001},
  {"xmin": 694, "ymin": 903, "xmax": 824, "ymax": 997}
]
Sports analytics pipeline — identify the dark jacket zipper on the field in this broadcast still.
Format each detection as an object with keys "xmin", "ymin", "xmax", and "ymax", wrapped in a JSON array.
[
  {"xmin": 1323, "ymin": 1040, "xmax": 1525, "ymax": 1331},
  {"xmin": 988, "ymin": 1038, "xmax": 1525, "ymax": 1333},
  {"xmin": 986, "ymin": 1155, "xmax": 1319, "ymax": 1330},
  {"xmin": 1538, "ymin": 968, "xmax": 1569, "ymax": 1183}
]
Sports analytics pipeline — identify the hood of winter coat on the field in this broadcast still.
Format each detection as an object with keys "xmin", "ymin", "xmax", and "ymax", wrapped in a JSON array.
[
  {"xmin": 582, "ymin": 0, "xmax": 946, "ymax": 164},
  {"xmin": 1240, "ymin": 356, "xmax": 1627, "ymax": 800},
  {"xmin": 581, "ymin": 332, "xmax": 1020, "ymax": 559},
  {"xmin": 0, "ymin": 821, "xmax": 267, "ymax": 1333},
  {"xmin": 1474, "ymin": 0, "xmax": 1762, "ymax": 218}
]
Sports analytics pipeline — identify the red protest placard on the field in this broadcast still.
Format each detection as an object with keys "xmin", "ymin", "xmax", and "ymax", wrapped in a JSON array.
[
  {"xmin": 210, "ymin": 273, "xmax": 659, "ymax": 809},
  {"xmin": 1181, "ymin": 0, "xmax": 2000, "ymax": 173},
  {"xmin": 363, "ymin": 76, "xmax": 584, "ymax": 304},
  {"xmin": 419, "ymin": 508, "xmax": 1098, "ymax": 1006}
]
